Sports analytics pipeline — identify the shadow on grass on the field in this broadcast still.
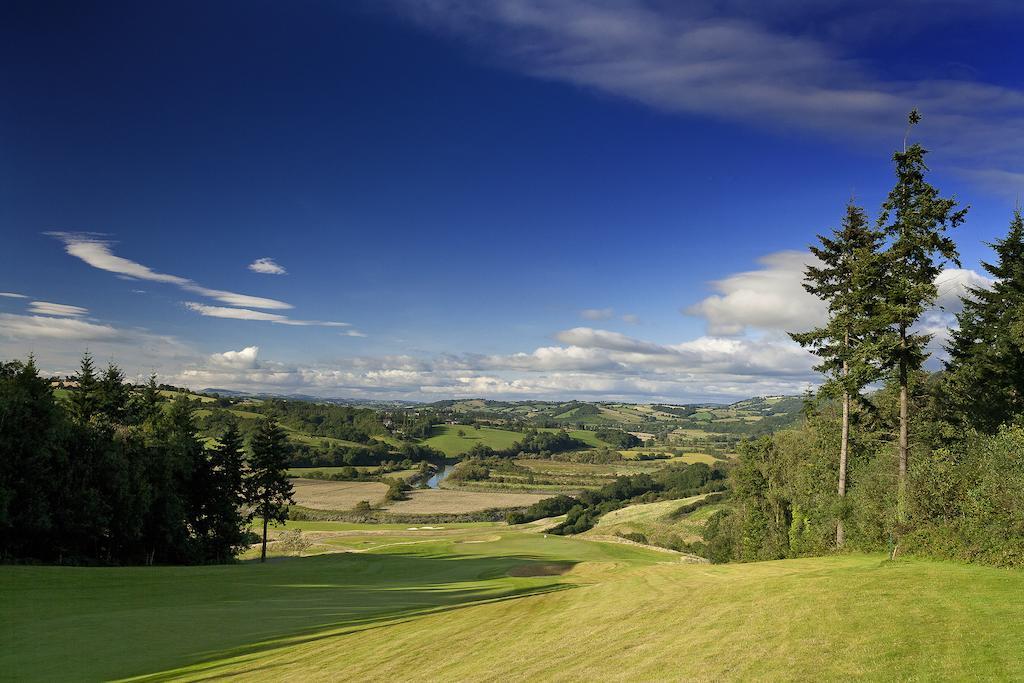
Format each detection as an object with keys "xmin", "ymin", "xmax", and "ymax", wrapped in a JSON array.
[{"xmin": 123, "ymin": 551, "xmax": 580, "ymax": 682}]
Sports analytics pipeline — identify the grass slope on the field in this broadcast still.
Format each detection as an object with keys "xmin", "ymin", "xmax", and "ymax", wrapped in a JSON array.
[
  {"xmin": 423, "ymin": 425, "xmax": 525, "ymax": 455},
  {"xmin": 5, "ymin": 531, "xmax": 1024, "ymax": 681},
  {"xmin": 585, "ymin": 495, "xmax": 724, "ymax": 545}
]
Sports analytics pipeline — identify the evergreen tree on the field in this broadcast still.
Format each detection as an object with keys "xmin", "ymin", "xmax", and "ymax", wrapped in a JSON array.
[
  {"xmin": 96, "ymin": 361, "xmax": 130, "ymax": 423},
  {"xmin": 944, "ymin": 210, "xmax": 1024, "ymax": 432},
  {"xmin": 138, "ymin": 373, "xmax": 162, "ymax": 424},
  {"xmin": 790, "ymin": 202, "xmax": 885, "ymax": 546},
  {"xmin": 70, "ymin": 352, "xmax": 99, "ymax": 424},
  {"xmin": 207, "ymin": 422, "xmax": 249, "ymax": 562},
  {"xmin": 246, "ymin": 417, "xmax": 294, "ymax": 562},
  {"xmin": 0, "ymin": 357, "xmax": 61, "ymax": 560},
  {"xmin": 877, "ymin": 110, "xmax": 967, "ymax": 523}
]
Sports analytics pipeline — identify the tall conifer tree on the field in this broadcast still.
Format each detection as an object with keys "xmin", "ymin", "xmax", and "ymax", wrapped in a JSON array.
[
  {"xmin": 877, "ymin": 111, "xmax": 966, "ymax": 523},
  {"xmin": 70, "ymin": 352, "xmax": 99, "ymax": 424},
  {"xmin": 247, "ymin": 417, "xmax": 294, "ymax": 562},
  {"xmin": 944, "ymin": 210, "xmax": 1024, "ymax": 432},
  {"xmin": 791, "ymin": 202, "xmax": 884, "ymax": 546}
]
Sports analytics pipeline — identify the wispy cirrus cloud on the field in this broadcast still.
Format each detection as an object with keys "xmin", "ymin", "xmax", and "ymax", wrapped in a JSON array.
[
  {"xmin": 183, "ymin": 302, "xmax": 350, "ymax": 327},
  {"xmin": 387, "ymin": 0, "xmax": 1024, "ymax": 192},
  {"xmin": 0, "ymin": 292, "xmax": 28, "ymax": 299},
  {"xmin": 49, "ymin": 233, "xmax": 292, "ymax": 310},
  {"xmin": 248, "ymin": 257, "xmax": 287, "ymax": 275},
  {"xmin": 0, "ymin": 313, "xmax": 120, "ymax": 341},
  {"xmin": 27, "ymin": 301, "xmax": 89, "ymax": 317}
]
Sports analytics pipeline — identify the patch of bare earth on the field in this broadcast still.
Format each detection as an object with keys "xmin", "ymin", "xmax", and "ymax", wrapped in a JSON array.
[
  {"xmin": 290, "ymin": 478, "xmax": 389, "ymax": 510},
  {"xmin": 383, "ymin": 489, "xmax": 548, "ymax": 514},
  {"xmin": 507, "ymin": 562, "xmax": 574, "ymax": 577}
]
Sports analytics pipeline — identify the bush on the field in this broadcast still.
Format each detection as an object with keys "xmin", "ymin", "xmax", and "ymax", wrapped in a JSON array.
[{"xmin": 276, "ymin": 529, "xmax": 314, "ymax": 556}]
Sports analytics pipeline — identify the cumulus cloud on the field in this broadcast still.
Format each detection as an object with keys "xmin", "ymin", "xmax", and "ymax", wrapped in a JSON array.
[
  {"xmin": 49, "ymin": 233, "xmax": 292, "ymax": 310},
  {"xmin": 248, "ymin": 257, "xmax": 287, "ymax": 275},
  {"xmin": 210, "ymin": 346, "xmax": 260, "ymax": 369},
  {"xmin": 580, "ymin": 307, "xmax": 614, "ymax": 320},
  {"xmin": 686, "ymin": 251, "xmax": 826, "ymax": 335},
  {"xmin": 27, "ymin": 301, "xmax": 88, "ymax": 317},
  {"xmin": 163, "ymin": 322, "xmax": 819, "ymax": 401},
  {"xmin": 0, "ymin": 292, "xmax": 27, "ymax": 299},
  {"xmin": 687, "ymin": 250, "xmax": 990, "ymax": 337},
  {"xmin": 934, "ymin": 268, "xmax": 995, "ymax": 313},
  {"xmin": 184, "ymin": 302, "xmax": 350, "ymax": 327},
  {"xmin": 555, "ymin": 327, "xmax": 672, "ymax": 355},
  {"xmin": 387, "ymin": 0, "xmax": 1024, "ymax": 189}
]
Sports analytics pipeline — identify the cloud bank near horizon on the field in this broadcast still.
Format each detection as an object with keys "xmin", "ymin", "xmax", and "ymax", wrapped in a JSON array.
[{"xmin": 2, "ymin": 245, "xmax": 991, "ymax": 401}]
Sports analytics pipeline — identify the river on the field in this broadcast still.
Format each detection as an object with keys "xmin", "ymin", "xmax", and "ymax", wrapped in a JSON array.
[{"xmin": 425, "ymin": 464, "xmax": 454, "ymax": 489}]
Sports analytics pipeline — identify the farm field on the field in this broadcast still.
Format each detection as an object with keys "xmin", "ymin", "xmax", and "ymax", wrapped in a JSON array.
[
  {"xmin": 290, "ymin": 477, "xmax": 549, "ymax": 513},
  {"xmin": 290, "ymin": 478, "xmax": 389, "ymax": 510},
  {"xmin": 5, "ymin": 534, "xmax": 1024, "ymax": 680},
  {"xmin": 384, "ymin": 489, "xmax": 549, "ymax": 514}
]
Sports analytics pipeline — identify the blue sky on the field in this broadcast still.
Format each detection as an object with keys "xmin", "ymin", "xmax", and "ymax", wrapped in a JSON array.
[{"xmin": 2, "ymin": 1, "xmax": 1022, "ymax": 401}]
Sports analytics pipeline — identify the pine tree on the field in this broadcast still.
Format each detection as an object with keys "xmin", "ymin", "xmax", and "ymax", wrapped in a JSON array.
[
  {"xmin": 207, "ymin": 422, "xmax": 249, "ymax": 562},
  {"xmin": 70, "ymin": 352, "xmax": 99, "ymax": 424},
  {"xmin": 877, "ymin": 111, "xmax": 967, "ymax": 524},
  {"xmin": 944, "ymin": 210, "xmax": 1024, "ymax": 432},
  {"xmin": 790, "ymin": 202, "xmax": 885, "ymax": 546},
  {"xmin": 96, "ymin": 361, "xmax": 130, "ymax": 423},
  {"xmin": 246, "ymin": 417, "xmax": 294, "ymax": 562}
]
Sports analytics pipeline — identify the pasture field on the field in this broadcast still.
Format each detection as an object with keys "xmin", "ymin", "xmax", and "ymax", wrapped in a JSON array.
[
  {"xmin": 5, "ymin": 535, "xmax": 1024, "ymax": 680},
  {"xmin": 423, "ymin": 424, "xmax": 525, "ymax": 455}
]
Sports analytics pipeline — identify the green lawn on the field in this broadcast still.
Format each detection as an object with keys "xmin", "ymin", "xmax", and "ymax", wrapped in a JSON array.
[
  {"xmin": 5, "ymin": 526, "xmax": 1024, "ymax": 681},
  {"xmin": 0, "ymin": 528, "xmax": 660, "ymax": 681},
  {"xmin": 423, "ymin": 424, "xmax": 525, "ymax": 455},
  {"xmin": 5, "ymin": 538, "xmax": 1024, "ymax": 680}
]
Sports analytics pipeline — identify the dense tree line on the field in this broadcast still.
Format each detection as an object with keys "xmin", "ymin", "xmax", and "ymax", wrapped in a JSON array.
[
  {"xmin": 0, "ymin": 355, "xmax": 292, "ymax": 565},
  {"xmin": 593, "ymin": 429, "xmax": 641, "ymax": 449},
  {"xmin": 705, "ymin": 113, "xmax": 1024, "ymax": 567}
]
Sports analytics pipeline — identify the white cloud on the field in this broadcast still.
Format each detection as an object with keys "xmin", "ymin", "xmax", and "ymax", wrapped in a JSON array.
[
  {"xmin": 49, "ymin": 233, "xmax": 292, "ymax": 310},
  {"xmin": 934, "ymin": 268, "xmax": 994, "ymax": 313},
  {"xmin": 686, "ymin": 251, "xmax": 826, "ymax": 335},
  {"xmin": 210, "ymin": 346, "xmax": 260, "ymax": 369},
  {"xmin": 184, "ymin": 302, "xmax": 350, "ymax": 327},
  {"xmin": 248, "ymin": 257, "xmax": 287, "ymax": 275},
  {"xmin": 27, "ymin": 301, "xmax": 88, "ymax": 317},
  {"xmin": 555, "ymin": 327, "xmax": 672, "ymax": 355},
  {"xmin": 341, "ymin": 330, "xmax": 368, "ymax": 337},
  {"xmin": 0, "ymin": 313, "xmax": 120, "ymax": 341},
  {"xmin": 621, "ymin": 313, "xmax": 640, "ymax": 324},
  {"xmin": 0, "ymin": 292, "xmax": 28, "ymax": 299},
  {"xmin": 686, "ymin": 250, "xmax": 989, "ymax": 337},
  {"xmin": 580, "ymin": 307, "xmax": 614, "ymax": 320}
]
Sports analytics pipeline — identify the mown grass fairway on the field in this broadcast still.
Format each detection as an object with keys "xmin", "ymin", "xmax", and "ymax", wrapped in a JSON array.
[
  {"xmin": 5, "ymin": 526, "xmax": 1024, "ymax": 681},
  {"xmin": 0, "ymin": 528, "xmax": 661, "ymax": 681}
]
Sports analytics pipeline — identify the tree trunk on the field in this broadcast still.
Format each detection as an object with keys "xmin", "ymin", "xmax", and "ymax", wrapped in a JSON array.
[
  {"xmin": 897, "ymin": 327, "xmax": 909, "ymax": 524},
  {"xmin": 837, "ymin": 380, "xmax": 849, "ymax": 548},
  {"xmin": 260, "ymin": 514, "xmax": 269, "ymax": 563}
]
